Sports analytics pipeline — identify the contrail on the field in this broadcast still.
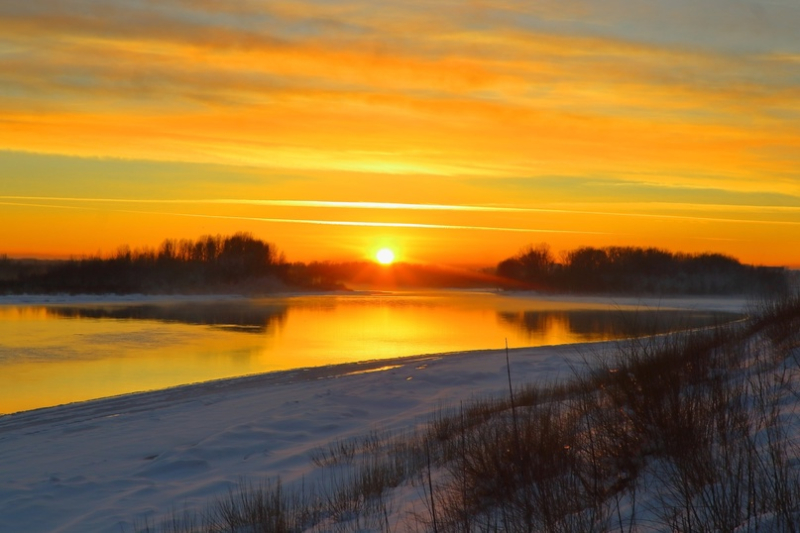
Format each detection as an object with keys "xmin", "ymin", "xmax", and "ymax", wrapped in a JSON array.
[
  {"xmin": 150, "ymin": 210, "xmax": 613, "ymax": 235},
  {"xmin": 2, "ymin": 196, "xmax": 799, "ymax": 226},
  {"xmin": 223, "ymin": 200, "xmax": 523, "ymax": 212},
  {"xmin": 0, "ymin": 196, "xmax": 522, "ymax": 212},
  {"xmin": 0, "ymin": 200, "xmax": 608, "ymax": 235},
  {"xmin": 0, "ymin": 201, "xmax": 88, "ymax": 211}
]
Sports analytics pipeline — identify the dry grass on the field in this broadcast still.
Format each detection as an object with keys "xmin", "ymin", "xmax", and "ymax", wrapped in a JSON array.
[{"xmin": 133, "ymin": 293, "xmax": 800, "ymax": 533}]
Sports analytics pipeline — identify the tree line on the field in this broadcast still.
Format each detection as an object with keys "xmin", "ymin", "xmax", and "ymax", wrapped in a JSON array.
[
  {"xmin": 1, "ymin": 233, "xmax": 290, "ymax": 294},
  {"xmin": 0, "ymin": 236, "xmax": 790, "ymax": 295},
  {"xmin": 496, "ymin": 243, "xmax": 788, "ymax": 295}
]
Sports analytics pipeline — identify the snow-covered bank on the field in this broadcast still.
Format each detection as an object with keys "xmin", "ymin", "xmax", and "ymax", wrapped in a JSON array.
[
  {"xmin": 502, "ymin": 292, "xmax": 753, "ymax": 313},
  {"xmin": 0, "ymin": 291, "xmax": 361, "ymax": 307},
  {"xmin": 0, "ymin": 341, "xmax": 608, "ymax": 532},
  {"xmin": 0, "ymin": 291, "xmax": 754, "ymax": 312},
  {"xmin": 0, "ymin": 293, "xmax": 246, "ymax": 306}
]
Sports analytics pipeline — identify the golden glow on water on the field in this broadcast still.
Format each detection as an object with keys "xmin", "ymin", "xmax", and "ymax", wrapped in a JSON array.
[
  {"xmin": 0, "ymin": 307, "xmax": 272, "ymax": 414},
  {"xmin": 0, "ymin": 293, "xmax": 734, "ymax": 414}
]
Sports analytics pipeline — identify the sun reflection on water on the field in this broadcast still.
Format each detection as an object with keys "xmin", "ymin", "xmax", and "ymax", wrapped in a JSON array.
[{"xmin": 0, "ymin": 293, "xmax": 738, "ymax": 414}]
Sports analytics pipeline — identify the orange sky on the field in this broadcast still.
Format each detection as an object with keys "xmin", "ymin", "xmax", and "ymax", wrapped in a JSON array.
[{"xmin": 1, "ymin": 0, "xmax": 799, "ymax": 267}]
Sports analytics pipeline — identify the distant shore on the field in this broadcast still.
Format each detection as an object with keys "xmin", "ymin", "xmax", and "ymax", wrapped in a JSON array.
[{"xmin": 0, "ymin": 289, "xmax": 754, "ymax": 311}]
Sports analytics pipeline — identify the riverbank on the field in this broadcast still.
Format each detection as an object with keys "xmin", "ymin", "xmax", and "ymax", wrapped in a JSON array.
[
  {"xmin": 0, "ymin": 295, "xmax": 765, "ymax": 532},
  {"xmin": 0, "ymin": 340, "xmax": 609, "ymax": 532}
]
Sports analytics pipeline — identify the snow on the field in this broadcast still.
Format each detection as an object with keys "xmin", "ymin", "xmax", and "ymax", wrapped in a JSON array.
[
  {"xmin": 0, "ymin": 291, "xmax": 753, "ymax": 313},
  {"xmin": 0, "ymin": 290, "xmax": 365, "ymax": 307},
  {"xmin": 0, "ymin": 296, "xmax": 755, "ymax": 532},
  {"xmin": 0, "ymin": 344, "xmax": 598, "ymax": 532},
  {"xmin": 501, "ymin": 292, "xmax": 754, "ymax": 313}
]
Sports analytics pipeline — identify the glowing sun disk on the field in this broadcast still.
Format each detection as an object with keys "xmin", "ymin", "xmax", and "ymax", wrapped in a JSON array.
[{"xmin": 376, "ymin": 248, "xmax": 395, "ymax": 265}]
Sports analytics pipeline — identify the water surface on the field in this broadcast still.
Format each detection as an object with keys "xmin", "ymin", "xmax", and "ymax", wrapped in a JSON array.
[{"xmin": 0, "ymin": 291, "xmax": 738, "ymax": 414}]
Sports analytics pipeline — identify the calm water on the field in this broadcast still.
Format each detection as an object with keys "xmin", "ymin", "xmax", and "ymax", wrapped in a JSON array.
[{"xmin": 0, "ymin": 291, "xmax": 737, "ymax": 414}]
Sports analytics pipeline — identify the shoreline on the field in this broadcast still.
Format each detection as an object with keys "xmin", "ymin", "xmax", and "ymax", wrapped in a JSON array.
[
  {"xmin": 0, "ymin": 289, "xmax": 754, "ymax": 309},
  {"xmin": 0, "ymin": 347, "xmax": 495, "ymax": 423},
  {"xmin": 0, "ymin": 340, "xmax": 615, "ymax": 532},
  {"xmin": 0, "ymin": 290, "xmax": 362, "ymax": 307},
  {"xmin": 500, "ymin": 291, "xmax": 755, "ymax": 313}
]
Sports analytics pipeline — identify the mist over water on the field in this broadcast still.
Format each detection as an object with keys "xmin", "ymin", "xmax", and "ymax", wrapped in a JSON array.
[{"xmin": 0, "ymin": 291, "xmax": 740, "ymax": 414}]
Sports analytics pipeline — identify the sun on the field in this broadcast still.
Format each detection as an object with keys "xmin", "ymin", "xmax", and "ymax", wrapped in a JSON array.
[{"xmin": 376, "ymin": 248, "xmax": 395, "ymax": 265}]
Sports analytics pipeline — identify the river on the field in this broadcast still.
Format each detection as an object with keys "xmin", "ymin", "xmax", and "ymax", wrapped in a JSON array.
[{"xmin": 0, "ymin": 290, "xmax": 743, "ymax": 414}]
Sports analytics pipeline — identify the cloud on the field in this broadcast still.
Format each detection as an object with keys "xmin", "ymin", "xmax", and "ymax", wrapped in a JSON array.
[
  {"xmin": 0, "ymin": 196, "xmax": 524, "ymax": 212},
  {"xmin": 0, "ymin": 198, "xmax": 608, "ymax": 235},
  {"xmin": 164, "ymin": 211, "xmax": 613, "ymax": 235},
  {"xmin": 4, "ymin": 195, "xmax": 799, "ymax": 229},
  {"xmin": 1, "ymin": 0, "xmax": 799, "ymax": 199}
]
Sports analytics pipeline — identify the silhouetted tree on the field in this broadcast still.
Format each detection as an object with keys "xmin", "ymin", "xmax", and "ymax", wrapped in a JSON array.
[
  {"xmin": 2, "ymin": 233, "xmax": 288, "ymax": 294},
  {"xmin": 496, "ymin": 244, "xmax": 788, "ymax": 295},
  {"xmin": 497, "ymin": 244, "xmax": 557, "ymax": 289}
]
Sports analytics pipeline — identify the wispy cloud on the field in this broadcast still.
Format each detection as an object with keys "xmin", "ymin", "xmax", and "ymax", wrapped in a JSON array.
[
  {"xmin": 0, "ymin": 199, "xmax": 607, "ymax": 235},
  {"xmin": 3, "ymin": 196, "xmax": 799, "ymax": 227},
  {"xmin": 0, "ymin": 196, "xmax": 522, "ymax": 212},
  {"xmin": 2, "ymin": 0, "xmax": 798, "ymax": 184},
  {"xmin": 162, "ymin": 211, "xmax": 612, "ymax": 235}
]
